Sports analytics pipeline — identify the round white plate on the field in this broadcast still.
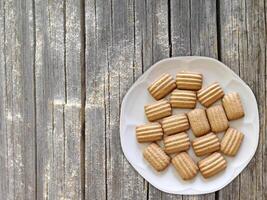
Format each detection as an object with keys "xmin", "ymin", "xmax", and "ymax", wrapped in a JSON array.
[{"xmin": 120, "ymin": 56, "xmax": 259, "ymax": 195}]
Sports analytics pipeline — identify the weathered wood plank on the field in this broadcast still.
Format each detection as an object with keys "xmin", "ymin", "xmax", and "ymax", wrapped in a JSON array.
[
  {"xmin": 219, "ymin": 0, "xmax": 266, "ymax": 199},
  {"xmin": 170, "ymin": 0, "xmax": 191, "ymax": 57},
  {"xmin": 50, "ymin": 103, "xmax": 65, "ymax": 199},
  {"xmin": 171, "ymin": 0, "xmax": 218, "ymax": 58},
  {"xmin": 134, "ymin": 0, "xmax": 153, "ymax": 79},
  {"xmin": 35, "ymin": 0, "xmax": 83, "ymax": 199},
  {"xmin": 85, "ymin": 0, "xmax": 108, "ymax": 198},
  {"xmin": 64, "ymin": 0, "xmax": 83, "ymax": 199},
  {"xmin": 0, "ymin": 0, "xmax": 36, "ymax": 199},
  {"xmin": 190, "ymin": 0, "xmax": 218, "ymax": 58},
  {"xmin": 264, "ymin": 4, "xmax": 267, "ymax": 200},
  {"xmin": 65, "ymin": 0, "xmax": 82, "ymax": 102},
  {"xmin": 64, "ymin": 104, "xmax": 82, "ymax": 199},
  {"xmin": 85, "ymin": 0, "xmax": 173, "ymax": 199},
  {"xmin": 148, "ymin": 0, "xmax": 170, "ymax": 63},
  {"xmin": 35, "ymin": 0, "xmax": 65, "ymax": 199},
  {"xmin": 0, "ymin": 1, "xmax": 8, "ymax": 199},
  {"xmin": 105, "ymin": 0, "xmax": 147, "ymax": 199}
]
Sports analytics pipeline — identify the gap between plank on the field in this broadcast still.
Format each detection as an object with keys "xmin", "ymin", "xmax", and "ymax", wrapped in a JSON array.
[
  {"xmin": 168, "ymin": 0, "xmax": 172, "ymax": 57},
  {"xmin": 215, "ymin": 0, "xmax": 221, "ymax": 199},
  {"xmin": 64, "ymin": 0, "xmax": 67, "ymax": 103},
  {"xmin": 80, "ymin": 0, "xmax": 86, "ymax": 199},
  {"xmin": 216, "ymin": 0, "xmax": 221, "ymax": 61},
  {"xmin": 32, "ymin": 0, "xmax": 37, "ymax": 199}
]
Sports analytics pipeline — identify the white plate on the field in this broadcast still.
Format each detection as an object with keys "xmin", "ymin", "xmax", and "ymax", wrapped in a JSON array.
[{"xmin": 120, "ymin": 56, "xmax": 259, "ymax": 195}]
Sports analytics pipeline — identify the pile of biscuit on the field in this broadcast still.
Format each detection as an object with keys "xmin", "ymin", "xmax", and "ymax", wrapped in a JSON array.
[{"xmin": 136, "ymin": 72, "xmax": 245, "ymax": 180}]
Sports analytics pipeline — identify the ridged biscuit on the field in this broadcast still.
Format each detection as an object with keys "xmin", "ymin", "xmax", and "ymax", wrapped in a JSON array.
[
  {"xmin": 187, "ymin": 108, "xmax": 211, "ymax": 137},
  {"xmin": 192, "ymin": 132, "xmax": 220, "ymax": 156},
  {"xmin": 148, "ymin": 73, "xmax": 177, "ymax": 100},
  {"xmin": 198, "ymin": 152, "xmax": 227, "ymax": 178},
  {"xmin": 170, "ymin": 90, "xmax": 197, "ymax": 109},
  {"xmin": 163, "ymin": 132, "xmax": 190, "ymax": 154},
  {"xmin": 172, "ymin": 152, "xmax": 199, "ymax": 180},
  {"xmin": 136, "ymin": 122, "xmax": 163, "ymax": 143},
  {"xmin": 176, "ymin": 72, "xmax": 203, "ymax": 91},
  {"xmin": 206, "ymin": 105, "xmax": 229, "ymax": 133},
  {"xmin": 222, "ymin": 92, "xmax": 245, "ymax": 120},
  {"xmin": 221, "ymin": 128, "xmax": 244, "ymax": 156},
  {"xmin": 197, "ymin": 82, "xmax": 224, "ymax": 107},
  {"xmin": 143, "ymin": 143, "xmax": 171, "ymax": 171},
  {"xmin": 161, "ymin": 114, "xmax": 190, "ymax": 135},
  {"xmin": 145, "ymin": 100, "xmax": 172, "ymax": 122}
]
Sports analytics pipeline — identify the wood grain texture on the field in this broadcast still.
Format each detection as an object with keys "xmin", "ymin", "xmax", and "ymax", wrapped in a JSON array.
[
  {"xmin": 84, "ymin": 0, "xmax": 108, "ymax": 199},
  {"xmin": 0, "ymin": 0, "xmax": 266, "ymax": 199},
  {"xmin": 35, "ymin": 0, "xmax": 82, "ymax": 199},
  {"xmin": 171, "ymin": 0, "xmax": 218, "ymax": 58},
  {"xmin": 0, "ymin": 1, "xmax": 7, "ymax": 198},
  {"xmin": 0, "ymin": 0, "xmax": 36, "ymax": 199},
  {"xmin": 35, "ymin": 0, "xmax": 65, "ymax": 199},
  {"xmin": 64, "ymin": 104, "xmax": 82, "ymax": 200},
  {"xmin": 65, "ymin": 0, "xmax": 83, "ymax": 199},
  {"xmin": 85, "ymin": 0, "xmax": 147, "ymax": 198},
  {"xmin": 108, "ymin": 0, "xmax": 146, "ymax": 199},
  {"xmin": 219, "ymin": 0, "xmax": 266, "ymax": 199}
]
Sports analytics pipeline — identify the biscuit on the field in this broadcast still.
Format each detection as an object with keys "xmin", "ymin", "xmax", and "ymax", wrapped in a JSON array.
[
  {"xmin": 222, "ymin": 92, "xmax": 245, "ymax": 120},
  {"xmin": 148, "ymin": 73, "xmax": 177, "ymax": 100},
  {"xmin": 161, "ymin": 114, "xmax": 190, "ymax": 135},
  {"xmin": 176, "ymin": 72, "xmax": 203, "ymax": 91},
  {"xmin": 187, "ymin": 108, "xmax": 211, "ymax": 137},
  {"xmin": 198, "ymin": 152, "xmax": 227, "ymax": 178},
  {"xmin": 136, "ymin": 122, "xmax": 163, "ymax": 143},
  {"xmin": 192, "ymin": 132, "xmax": 220, "ymax": 156},
  {"xmin": 172, "ymin": 152, "xmax": 199, "ymax": 180},
  {"xmin": 143, "ymin": 143, "xmax": 171, "ymax": 171},
  {"xmin": 197, "ymin": 82, "xmax": 224, "ymax": 107},
  {"xmin": 145, "ymin": 100, "xmax": 172, "ymax": 122},
  {"xmin": 163, "ymin": 132, "xmax": 190, "ymax": 154},
  {"xmin": 206, "ymin": 105, "xmax": 229, "ymax": 133},
  {"xmin": 170, "ymin": 90, "xmax": 197, "ymax": 109},
  {"xmin": 221, "ymin": 128, "xmax": 244, "ymax": 156}
]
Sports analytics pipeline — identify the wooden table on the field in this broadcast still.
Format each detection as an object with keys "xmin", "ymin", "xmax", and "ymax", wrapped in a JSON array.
[{"xmin": 0, "ymin": 0, "xmax": 266, "ymax": 199}]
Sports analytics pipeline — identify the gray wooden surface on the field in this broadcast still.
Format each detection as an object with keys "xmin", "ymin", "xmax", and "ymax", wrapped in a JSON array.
[{"xmin": 0, "ymin": 0, "xmax": 266, "ymax": 199}]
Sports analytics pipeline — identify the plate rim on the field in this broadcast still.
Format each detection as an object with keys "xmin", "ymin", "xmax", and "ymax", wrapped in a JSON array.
[{"xmin": 120, "ymin": 56, "xmax": 259, "ymax": 195}]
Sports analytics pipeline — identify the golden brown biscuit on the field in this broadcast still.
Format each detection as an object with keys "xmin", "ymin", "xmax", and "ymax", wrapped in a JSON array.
[
  {"xmin": 187, "ymin": 108, "xmax": 211, "ymax": 137},
  {"xmin": 222, "ymin": 92, "xmax": 245, "ymax": 120},
  {"xmin": 221, "ymin": 128, "xmax": 244, "ymax": 156},
  {"xmin": 198, "ymin": 152, "xmax": 227, "ymax": 178},
  {"xmin": 192, "ymin": 132, "xmax": 220, "ymax": 156},
  {"xmin": 170, "ymin": 90, "xmax": 197, "ymax": 109},
  {"xmin": 163, "ymin": 132, "xmax": 190, "ymax": 154},
  {"xmin": 172, "ymin": 152, "xmax": 199, "ymax": 180},
  {"xmin": 143, "ymin": 143, "xmax": 171, "ymax": 171},
  {"xmin": 136, "ymin": 122, "xmax": 163, "ymax": 143},
  {"xmin": 206, "ymin": 105, "xmax": 229, "ymax": 133},
  {"xmin": 176, "ymin": 72, "xmax": 203, "ymax": 91},
  {"xmin": 145, "ymin": 100, "xmax": 172, "ymax": 122},
  {"xmin": 148, "ymin": 73, "xmax": 177, "ymax": 100},
  {"xmin": 161, "ymin": 114, "xmax": 190, "ymax": 135},
  {"xmin": 197, "ymin": 82, "xmax": 224, "ymax": 107}
]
